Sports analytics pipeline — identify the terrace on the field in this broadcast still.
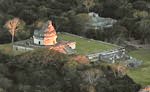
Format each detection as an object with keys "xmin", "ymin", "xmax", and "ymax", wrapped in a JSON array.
[{"xmin": 58, "ymin": 32, "xmax": 121, "ymax": 55}]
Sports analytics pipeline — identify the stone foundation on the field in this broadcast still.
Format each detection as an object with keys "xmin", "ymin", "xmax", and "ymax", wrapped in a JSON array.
[
  {"xmin": 13, "ymin": 45, "xmax": 34, "ymax": 52},
  {"xmin": 86, "ymin": 48, "xmax": 126, "ymax": 62},
  {"xmin": 13, "ymin": 38, "xmax": 76, "ymax": 54}
]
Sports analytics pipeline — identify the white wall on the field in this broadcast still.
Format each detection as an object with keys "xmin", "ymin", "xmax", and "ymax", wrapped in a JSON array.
[
  {"xmin": 68, "ymin": 43, "xmax": 76, "ymax": 49},
  {"xmin": 33, "ymin": 37, "xmax": 44, "ymax": 45}
]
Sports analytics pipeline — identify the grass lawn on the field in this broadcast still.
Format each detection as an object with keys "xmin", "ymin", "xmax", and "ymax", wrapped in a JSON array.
[
  {"xmin": 0, "ymin": 44, "xmax": 23, "ymax": 55},
  {"xmin": 0, "ymin": 44, "xmax": 13, "ymax": 54},
  {"xmin": 58, "ymin": 33, "xmax": 119, "ymax": 54},
  {"xmin": 128, "ymin": 49, "xmax": 150, "ymax": 86}
]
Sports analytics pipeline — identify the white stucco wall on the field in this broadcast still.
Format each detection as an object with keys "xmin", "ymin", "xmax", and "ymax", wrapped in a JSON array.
[
  {"xmin": 67, "ymin": 42, "xmax": 76, "ymax": 49},
  {"xmin": 33, "ymin": 37, "xmax": 44, "ymax": 45},
  {"xmin": 70, "ymin": 44, "xmax": 76, "ymax": 49}
]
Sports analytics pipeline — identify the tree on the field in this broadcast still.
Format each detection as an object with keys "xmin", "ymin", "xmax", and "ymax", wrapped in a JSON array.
[
  {"xmin": 109, "ymin": 63, "xmax": 127, "ymax": 77},
  {"xmin": 0, "ymin": 30, "xmax": 11, "ymax": 44},
  {"xmin": 4, "ymin": 18, "xmax": 21, "ymax": 46},
  {"xmin": 135, "ymin": 19, "xmax": 150, "ymax": 43},
  {"xmin": 80, "ymin": 68, "xmax": 104, "ymax": 92},
  {"xmin": 133, "ymin": 10, "xmax": 148, "ymax": 18},
  {"xmin": 82, "ymin": 0, "xmax": 95, "ymax": 12}
]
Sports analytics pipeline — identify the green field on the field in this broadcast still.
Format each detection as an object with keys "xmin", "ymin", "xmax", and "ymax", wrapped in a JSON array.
[
  {"xmin": 128, "ymin": 49, "xmax": 150, "ymax": 86},
  {"xmin": 0, "ymin": 44, "xmax": 13, "ymax": 54},
  {"xmin": 58, "ymin": 33, "xmax": 119, "ymax": 54},
  {"xmin": 0, "ymin": 44, "xmax": 23, "ymax": 55}
]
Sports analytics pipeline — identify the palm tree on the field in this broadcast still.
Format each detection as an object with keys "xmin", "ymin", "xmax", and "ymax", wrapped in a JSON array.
[{"xmin": 5, "ymin": 18, "xmax": 21, "ymax": 46}]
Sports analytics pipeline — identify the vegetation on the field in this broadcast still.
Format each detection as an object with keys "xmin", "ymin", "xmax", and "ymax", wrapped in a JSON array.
[
  {"xmin": 5, "ymin": 18, "xmax": 21, "ymax": 45},
  {"xmin": 128, "ymin": 49, "xmax": 150, "ymax": 86},
  {"xmin": 0, "ymin": 34, "xmax": 149, "ymax": 87},
  {"xmin": 0, "ymin": 44, "xmax": 23, "ymax": 55},
  {"xmin": 0, "ymin": 30, "xmax": 11, "ymax": 44},
  {"xmin": 0, "ymin": 0, "xmax": 149, "ymax": 44},
  {"xmin": 0, "ymin": 0, "xmax": 149, "ymax": 91},
  {"xmin": 82, "ymin": 0, "xmax": 95, "ymax": 12},
  {"xmin": 0, "ymin": 49, "xmax": 140, "ymax": 92},
  {"xmin": 0, "ymin": 34, "xmax": 149, "ymax": 88}
]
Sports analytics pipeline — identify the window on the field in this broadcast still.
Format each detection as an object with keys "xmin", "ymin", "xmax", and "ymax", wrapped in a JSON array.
[{"xmin": 39, "ymin": 41, "xmax": 41, "ymax": 45}]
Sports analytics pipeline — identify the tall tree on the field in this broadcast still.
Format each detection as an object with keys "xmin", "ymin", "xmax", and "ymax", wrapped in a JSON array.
[{"xmin": 5, "ymin": 18, "xmax": 21, "ymax": 46}]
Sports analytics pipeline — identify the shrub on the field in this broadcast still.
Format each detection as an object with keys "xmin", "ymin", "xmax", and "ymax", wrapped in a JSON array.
[
  {"xmin": 0, "ymin": 30, "xmax": 11, "ymax": 44},
  {"xmin": 133, "ymin": 10, "xmax": 149, "ymax": 18}
]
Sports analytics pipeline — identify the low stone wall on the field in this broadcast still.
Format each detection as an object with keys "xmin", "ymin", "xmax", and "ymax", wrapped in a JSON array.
[
  {"xmin": 13, "ymin": 45, "xmax": 34, "ymax": 52},
  {"xmin": 86, "ymin": 48, "xmax": 126, "ymax": 62},
  {"xmin": 87, "ymin": 48, "xmax": 142, "ymax": 68}
]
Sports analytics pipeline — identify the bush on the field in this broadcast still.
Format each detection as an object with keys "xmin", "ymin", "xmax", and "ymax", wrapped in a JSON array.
[
  {"xmin": 0, "ymin": 30, "xmax": 11, "ymax": 44},
  {"xmin": 133, "ymin": 1, "xmax": 149, "ymax": 11},
  {"xmin": 0, "ymin": 49, "xmax": 142, "ymax": 92},
  {"xmin": 134, "ymin": 18, "xmax": 150, "ymax": 43},
  {"xmin": 133, "ymin": 10, "xmax": 149, "ymax": 18},
  {"xmin": 85, "ymin": 24, "xmax": 127, "ymax": 43}
]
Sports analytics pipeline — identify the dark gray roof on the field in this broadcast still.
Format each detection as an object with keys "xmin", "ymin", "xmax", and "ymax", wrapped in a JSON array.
[
  {"xmin": 34, "ymin": 29, "xmax": 44, "ymax": 38},
  {"xmin": 33, "ymin": 21, "xmax": 50, "ymax": 38}
]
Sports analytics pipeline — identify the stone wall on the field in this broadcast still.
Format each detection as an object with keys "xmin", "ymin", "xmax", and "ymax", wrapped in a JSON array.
[
  {"xmin": 13, "ymin": 45, "xmax": 34, "ymax": 52},
  {"xmin": 33, "ymin": 37, "xmax": 44, "ymax": 45},
  {"xmin": 86, "ymin": 48, "xmax": 126, "ymax": 62},
  {"xmin": 86, "ymin": 48, "xmax": 142, "ymax": 68}
]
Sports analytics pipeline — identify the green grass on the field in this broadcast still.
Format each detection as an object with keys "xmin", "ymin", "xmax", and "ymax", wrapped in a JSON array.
[
  {"xmin": 0, "ymin": 44, "xmax": 23, "ymax": 55},
  {"xmin": 128, "ymin": 49, "xmax": 150, "ymax": 86},
  {"xmin": 0, "ymin": 44, "xmax": 12, "ymax": 54},
  {"xmin": 58, "ymin": 33, "xmax": 119, "ymax": 54}
]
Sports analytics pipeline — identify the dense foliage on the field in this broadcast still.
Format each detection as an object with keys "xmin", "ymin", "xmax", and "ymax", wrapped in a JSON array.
[
  {"xmin": 0, "ymin": 50, "xmax": 140, "ymax": 92},
  {"xmin": 0, "ymin": 0, "xmax": 149, "ymax": 44},
  {"xmin": 0, "ymin": 1, "xmax": 149, "ymax": 91}
]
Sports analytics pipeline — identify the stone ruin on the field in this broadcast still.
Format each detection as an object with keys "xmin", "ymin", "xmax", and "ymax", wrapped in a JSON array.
[
  {"xmin": 13, "ymin": 20, "xmax": 76, "ymax": 54},
  {"xmin": 87, "ymin": 48, "xmax": 126, "ymax": 62},
  {"xmin": 13, "ymin": 20, "xmax": 142, "ymax": 67},
  {"xmin": 85, "ymin": 12, "xmax": 117, "ymax": 30},
  {"xmin": 33, "ymin": 20, "xmax": 57, "ymax": 46},
  {"xmin": 87, "ymin": 47, "xmax": 142, "ymax": 68},
  {"xmin": 125, "ymin": 56, "xmax": 143, "ymax": 68}
]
